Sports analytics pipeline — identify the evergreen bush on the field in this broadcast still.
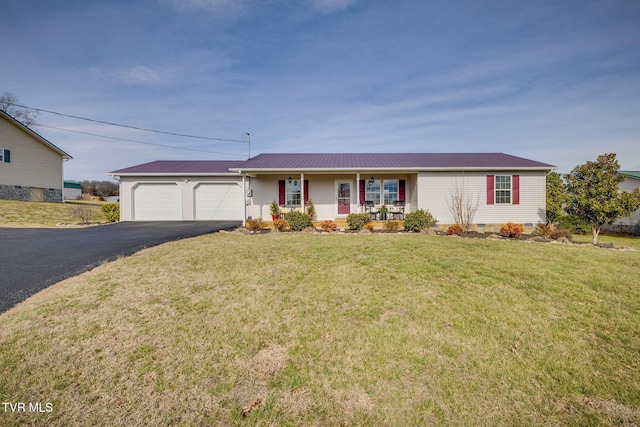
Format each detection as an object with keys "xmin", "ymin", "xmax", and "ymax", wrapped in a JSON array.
[
  {"xmin": 346, "ymin": 213, "xmax": 371, "ymax": 230},
  {"xmin": 101, "ymin": 203, "xmax": 120, "ymax": 222},
  {"xmin": 404, "ymin": 209, "xmax": 437, "ymax": 232},
  {"xmin": 284, "ymin": 211, "xmax": 312, "ymax": 231}
]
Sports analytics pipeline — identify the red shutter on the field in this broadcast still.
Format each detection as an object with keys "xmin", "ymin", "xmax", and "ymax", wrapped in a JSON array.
[
  {"xmin": 399, "ymin": 179, "xmax": 405, "ymax": 201},
  {"xmin": 512, "ymin": 175, "xmax": 519, "ymax": 205},
  {"xmin": 359, "ymin": 180, "xmax": 365, "ymax": 205},
  {"xmin": 278, "ymin": 180, "xmax": 285, "ymax": 205},
  {"xmin": 486, "ymin": 175, "xmax": 494, "ymax": 205},
  {"xmin": 304, "ymin": 180, "xmax": 309, "ymax": 203}
]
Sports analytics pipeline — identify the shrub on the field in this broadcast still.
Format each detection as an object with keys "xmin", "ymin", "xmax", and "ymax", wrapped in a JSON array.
[
  {"xmin": 101, "ymin": 203, "xmax": 120, "ymax": 222},
  {"xmin": 551, "ymin": 228, "xmax": 573, "ymax": 241},
  {"xmin": 364, "ymin": 222, "xmax": 375, "ymax": 231},
  {"xmin": 306, "ymin": 199, "xmax": 315, "ymax": 218},
  {"xmin": 556, "ymin": 214, "xmax": 590, "ymax": 235},
  {"xmin": 500, "ymin": 222, "xmax": 524, "ymax": 238},
  {"xmin": 404, "ymin": 209, "xmax": 438, "ymax": 232},
  {"xmin": 69, "ymin": 204, "xmax": 98, "ymax": 224},
  {"xmin": 346, "ymin": 213, "xmax": 371, "ymax": 230},
  {"xmin": 320, "ymin": 220, "xmax": 337, "ymax": 232},
  {"xmin": 246, "ymin": 218, "xmax": 266, "ymax": 231},
  {"xmin": 273, "ymin": 219, "xmax": 289, "ymax": 232},
  {"xmin": 535, "ymin": 223, "xmax": 554, "ymax": 239},
  {"xmin": 384, "ymin": 220, "xmax": 399, "ymax": 231},
  {"xmin": 284, "ymin": 211, "xmax": 312, "ymax": 231},
  {"xmin": 447, "ymin": 223, "xmax": 463, "ymax": 236}
]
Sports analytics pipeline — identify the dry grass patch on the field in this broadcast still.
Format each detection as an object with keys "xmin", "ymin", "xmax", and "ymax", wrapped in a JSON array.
[
  {"xmin": 0, "ymin": 200, "xmax": 104, "ymax": 227},
  {"xmin": 1, "ymin": 233, "xmax": 639, "ymax": 426}
]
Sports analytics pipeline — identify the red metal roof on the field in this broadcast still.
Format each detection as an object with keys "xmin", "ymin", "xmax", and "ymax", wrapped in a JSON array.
[
  {"xmin": 231, "ymin": 153, "xmax": 555, "ymax": 170},
  {"xmin": 110, "ymin": 160, "xmax": 243, "ymax": 175}
]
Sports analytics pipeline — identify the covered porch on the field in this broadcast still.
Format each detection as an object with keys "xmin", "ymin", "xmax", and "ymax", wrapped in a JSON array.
[{"xmin": 243, "ymin": 172, "xmax": 415, "ymax": 222}]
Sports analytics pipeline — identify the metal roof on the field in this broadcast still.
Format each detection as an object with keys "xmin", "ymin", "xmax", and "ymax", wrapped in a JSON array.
[
  {"xmin": 231, "ymin": 153, "xmax": 555, "ymax": 171},
  {"xmin": 110, "ymin": 153, "xmax": 556, "ymax": 176},
  {"xmin": 620, "ymin": 171, "xmax": 640, "ymax": 179},
  {"xmin": 109, "ymin": 160, "xmax": 243, "ymax": 175}
]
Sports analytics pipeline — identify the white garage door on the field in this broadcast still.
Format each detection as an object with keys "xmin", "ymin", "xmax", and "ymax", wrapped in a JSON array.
[
  {"xmin": 195, "ymin": 183, "xmax": 243, "ymax": 220},
  {"xmin": 133, "ymin": 183, "xmax": 181, "ymax": 220}
]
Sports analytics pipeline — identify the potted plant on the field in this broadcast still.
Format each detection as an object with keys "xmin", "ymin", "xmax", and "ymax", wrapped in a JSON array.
[
  {"xmin": 379, "ymin": 204, "xmax": 388, "ymax": 220},
  {"xmin": 269, "ymin": 199, "xmax": 280, "ymax": 221},
  {"xmin": 305, "ymin": 198, "xmax": 316, "ymax": 219}
]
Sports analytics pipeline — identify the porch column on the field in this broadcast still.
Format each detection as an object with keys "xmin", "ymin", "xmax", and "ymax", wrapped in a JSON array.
[
  {"xmin": 301, "ymin": 173, "xmax": 305, "ymax": 213},
  {"xmin": 356, "ymin": 172, "xmax": 360, "ymax": 212},
  {"xmin": 242, "ymin": 173, "xmax": 247, "ymax": 226}
]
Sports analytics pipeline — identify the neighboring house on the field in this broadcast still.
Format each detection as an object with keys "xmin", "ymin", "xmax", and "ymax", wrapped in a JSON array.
[
  {"xmin": 110, "ymin": 153, "xmax": 555, "ymax": 228},
  {"xmin": 608, "ymin": 171, "xmax": 640, "ymax": 234},
  {"xmin": 0, "ymin": 110, "xmax": 72, "ymax": 202},
  {"xmin": 63, "ymin": 181, "xmax": 82, "ymax": 200}
]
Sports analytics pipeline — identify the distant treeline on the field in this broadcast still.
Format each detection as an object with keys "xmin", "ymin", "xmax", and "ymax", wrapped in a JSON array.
[{"xmin": 80, "ymin": 180, "xmax": 119, "ymax": 197}]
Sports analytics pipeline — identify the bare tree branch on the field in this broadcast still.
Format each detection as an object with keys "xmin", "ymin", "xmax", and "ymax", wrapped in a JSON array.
[
  {"xmin": 447, "ymin": 175, "xmax": 481, "ymax": 232},
  {"xmin": 0, "ymin": 91, "xmax": 40, "ymax": 128}
]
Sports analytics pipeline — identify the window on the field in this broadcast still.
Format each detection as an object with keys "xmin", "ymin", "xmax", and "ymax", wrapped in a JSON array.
[
  {"xmin": 365, "ymin": 179, "xmax": 380, "ymax": 205},
  {"xmin": 383, "ymin": 180, "xmax": 399, "ymax": 205},
  {"xmin": 286, "ymin": 179, "xmax": 301, "ymax": 207},
  {"xmin": 360, "ymin": 179, "xmax": 405, "ymax": 206},
  {"xmin": 0, "ymin": 149, "xmax": 3, "ymax": 162},
  {"xmin": 495, "ymin": 175, "xmax": 511, "ymax": 204},
  {"xmin": 0, "ymin": 149, "xmax": 6, "ymax": 163}
]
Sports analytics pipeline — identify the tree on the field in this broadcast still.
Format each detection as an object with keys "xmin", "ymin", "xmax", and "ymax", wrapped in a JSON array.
[
  {"xmin": 545, "ymin": 171, "xmax": 566, "ymax": 225},
  {"xmin": 564, "ymin": 153, "xmax": 640, "ymax": 244},
  {"xmin": 80, "ymin": 180, "xmax": 119, "ymax": 198},
  {"xmin": 0, "ymin": 92, "xmax": 39, "ymax": 128},
  {"xmin": 446, "ymin": 175, "xmax": 480, "ymax": 231}
]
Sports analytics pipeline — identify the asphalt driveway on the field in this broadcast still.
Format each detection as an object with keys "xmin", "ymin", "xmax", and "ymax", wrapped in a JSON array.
[{"xmin": 0, "ymin": 221, "xmax": 241, "ymax": 314}]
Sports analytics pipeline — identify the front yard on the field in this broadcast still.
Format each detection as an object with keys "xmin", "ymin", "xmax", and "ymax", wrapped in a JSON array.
[
  {"xmin": 1, "ymin": 232, "xmax": 639, "ymax": 426},
  {"xmin": 0, "ymin": 200, "xmax": 105, "ymax": 227}
]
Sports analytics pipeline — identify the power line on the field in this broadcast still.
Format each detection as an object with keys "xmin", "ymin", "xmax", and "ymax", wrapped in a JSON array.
[
  {"xmin": 39, "ymin": 124, "xmax": 243, "ymax": 157},
  {"xmin": 6, "ymin": 102, "xmax": 246, "ymax": 143}
]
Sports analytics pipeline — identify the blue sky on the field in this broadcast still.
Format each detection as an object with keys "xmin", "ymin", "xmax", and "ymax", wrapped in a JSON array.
[{"xmin": 2, "ymin": 0, "xmax": 639, "ymax": 181}]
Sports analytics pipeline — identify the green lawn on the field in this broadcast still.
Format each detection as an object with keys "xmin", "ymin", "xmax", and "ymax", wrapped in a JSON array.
[{"xmin": 1, "ymin": 233, "xmax": 639, "ymax": 426}]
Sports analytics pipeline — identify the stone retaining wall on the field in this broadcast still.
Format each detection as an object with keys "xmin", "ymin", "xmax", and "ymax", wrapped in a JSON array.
[{"xmin": 0, "ymin": 185, "xmax": 63, "ymax": 202}]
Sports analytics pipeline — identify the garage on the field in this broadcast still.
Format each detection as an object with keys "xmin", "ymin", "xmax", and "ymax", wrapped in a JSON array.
[
  {"xmin": 110, "ymin": 160, "xmax": 246, "ymax": 221},
  {"xmin": 133, "ymin": 183, "xmax": 182, "ymax": 220},
  {"xmin": 194, "ymin": 182, "xmax": 243, "ymax": 220}
]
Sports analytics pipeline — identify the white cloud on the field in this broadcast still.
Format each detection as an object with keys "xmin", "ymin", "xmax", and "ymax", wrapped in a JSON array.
[{"xmin": 116, "ymin": 66, "xmax": 162, "ymax": 85}]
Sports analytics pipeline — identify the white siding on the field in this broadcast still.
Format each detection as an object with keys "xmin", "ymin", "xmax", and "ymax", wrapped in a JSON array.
[
  {"xmin": 416, "ymin": 171, "xmax": 546, "ymax": 226},
  {"xmin": 611, "ymin": 176, "xmax": 640, "ymax": 229},
  {"xmin": 0, "ymin": 115, "xmax": 64, "ymax": 190}
]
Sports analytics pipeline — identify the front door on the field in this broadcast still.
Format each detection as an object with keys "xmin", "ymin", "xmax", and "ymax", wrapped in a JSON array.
[{"xmin": 336, "ymin": 181, "xmax": 351, "ymax": 215}]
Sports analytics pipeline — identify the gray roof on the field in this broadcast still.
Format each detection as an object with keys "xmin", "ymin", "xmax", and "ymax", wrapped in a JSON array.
[
  {"xmin": 231, "ymin": 153, "xmax": 555, "ymax": 171},
  {"xmin": 110, "ymin": 160, "xmax": 243, "ymax": 175}
]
